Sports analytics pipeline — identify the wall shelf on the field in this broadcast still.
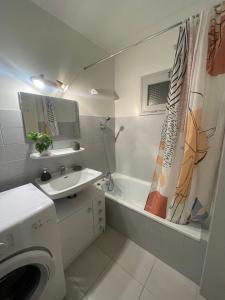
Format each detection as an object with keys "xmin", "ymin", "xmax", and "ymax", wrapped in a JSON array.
[{"xmin": 30, "ymin": 147, "xmax": 85, "ymax": 159}]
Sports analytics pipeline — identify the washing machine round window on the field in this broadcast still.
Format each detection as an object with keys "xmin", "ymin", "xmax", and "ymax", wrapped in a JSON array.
[{"xmin": 0, "ymin": 250, "xmax": 55, "ymax": 300}]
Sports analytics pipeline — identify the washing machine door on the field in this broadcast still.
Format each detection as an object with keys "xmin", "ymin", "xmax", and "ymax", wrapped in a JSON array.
[{"xmin": 0, "ymin": 250, "xmax": 55, "ymax": 300}]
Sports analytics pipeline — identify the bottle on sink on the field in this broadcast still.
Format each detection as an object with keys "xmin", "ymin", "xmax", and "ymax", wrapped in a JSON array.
[{"xmin": 41, "ymin": 168, "xmax": 52, "ymax": 182}]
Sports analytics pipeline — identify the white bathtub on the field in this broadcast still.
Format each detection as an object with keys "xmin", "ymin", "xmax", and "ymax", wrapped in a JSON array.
[
  {"xmin": 95, "ymin": 172, "xmax": 201, "ymax": 241},
  {"xmin": 95, "ymin": 172, "xmax": 205, "ymax": 284}
]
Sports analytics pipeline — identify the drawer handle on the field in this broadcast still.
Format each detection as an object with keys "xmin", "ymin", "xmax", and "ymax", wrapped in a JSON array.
[
  {"xmin": 98, "ymin": 209, "xmax": 103, "ymax": 214},
  {"xmin": 87, "ymin": 207, "xmax": 92, "ymax": 213},
  {"xmin": 99, "ymin": 217, "xmax": 102, "ymax": 222},
  {"xmin": 98, "ymin": 200, "xmax": 102, "ymax": 205}
]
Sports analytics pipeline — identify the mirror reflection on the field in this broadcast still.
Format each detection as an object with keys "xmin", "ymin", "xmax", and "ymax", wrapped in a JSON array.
[{"xmin": 18, "ymin": 92, "xmax": 80, "ymax": 140}]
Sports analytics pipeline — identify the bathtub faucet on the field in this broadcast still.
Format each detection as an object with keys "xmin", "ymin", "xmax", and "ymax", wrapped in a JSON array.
[{"xmin": 105, "ymin": 171, "xmax": 114, "ymax": 192}]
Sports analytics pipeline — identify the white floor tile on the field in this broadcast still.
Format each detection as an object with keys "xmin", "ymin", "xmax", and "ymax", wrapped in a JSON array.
[
  {"xmin": 115, "ymin": 240, "xmax": 156, "ymax": 284},
  {"xmin": 145, "ymin": 259, "xmax": 197, "ymax": 300},
  {"xmin": 196, "ymin": 293, "xmax": 207, "ymax": 300},
  {"xmin": 65, "ymin": 245, "xmax": 111, "ymax": 293},
  {"xmin": 139, "ymin": 288, "xmax": 159, "ymax": 300},
  {"xmin": 64, "ymin": 279, "xmax": 87, "ymax": 300},
  {"xmin": 86, "ymin": 262, "xmax": 143, "ymax": 300},
  {"xmin": 94, "ymin": 226, "xmax": 126, "ymax": 258}
]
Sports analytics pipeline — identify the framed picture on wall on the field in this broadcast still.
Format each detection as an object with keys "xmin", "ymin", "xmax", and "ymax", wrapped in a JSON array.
[{"xmin": 140, "ymin": 69, "xmax": 171, "ymax": 115}]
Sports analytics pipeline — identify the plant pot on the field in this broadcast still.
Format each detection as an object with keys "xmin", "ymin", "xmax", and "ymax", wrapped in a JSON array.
[{"xmin": 40, "ymin": 150, "xmax": 50, "ymax": 157}]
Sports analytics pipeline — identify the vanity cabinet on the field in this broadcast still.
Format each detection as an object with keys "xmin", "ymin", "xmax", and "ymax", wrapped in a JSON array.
[
  {"xmin": 93, "ymin": 195, "xmax": 106, "ymax": 237},
  {"xmin": 58, "ymin": 201, "xmax": 94, "ymax": 268},
  {"xmin": 54, "ymin": 186, "xmax": 105, "ymax": 269}
]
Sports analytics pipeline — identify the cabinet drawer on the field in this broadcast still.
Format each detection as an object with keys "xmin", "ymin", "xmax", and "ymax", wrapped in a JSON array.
[
  {"xmin": 93, "ymin": 213, "xmax": 105, "ymax": 226},
  {"xmin": 93, "ymin": 195, "xmax": 105, "ymax": 226},
  {"xmin": 94, "ymin": 222, "xmax": 105, "ymax": 238},
  {"xmin": 93, "ymin": 195, "xmax": 105, "ymax": 212}
]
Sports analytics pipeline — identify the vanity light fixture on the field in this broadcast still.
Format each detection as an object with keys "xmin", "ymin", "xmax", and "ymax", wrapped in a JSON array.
[
  {"xmin": 31, "ymin": 74, "xmax": 68, "ymax": 91},
  {"xmin": 31, "ymin": 75, "xmax": 45, "ymax": 89}
]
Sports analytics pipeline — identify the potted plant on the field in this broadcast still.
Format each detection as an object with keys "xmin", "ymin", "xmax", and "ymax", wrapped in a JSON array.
[{"xmin": 27, "ymin": 132, "xmax": 53, "ymax": 156}]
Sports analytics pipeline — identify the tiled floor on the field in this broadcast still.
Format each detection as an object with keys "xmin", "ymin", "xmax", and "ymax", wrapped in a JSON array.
[{"xmin": 65, "ymin": 227, "xmax": 206, "ymax": 300}]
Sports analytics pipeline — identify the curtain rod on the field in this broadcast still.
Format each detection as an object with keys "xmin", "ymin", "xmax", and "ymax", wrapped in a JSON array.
[{"xmin": 83, "ymin": 3, "xmax": 221, "ymax": 70}]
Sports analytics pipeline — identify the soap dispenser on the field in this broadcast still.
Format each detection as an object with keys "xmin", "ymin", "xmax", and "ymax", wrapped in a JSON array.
[{"xmin": 41, "ymin": 168, "xmax": 52, "ymax": 182}]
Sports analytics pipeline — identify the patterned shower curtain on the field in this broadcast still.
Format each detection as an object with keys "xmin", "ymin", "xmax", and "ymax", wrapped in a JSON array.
[{"xmin": 145, "ymin": 3, "xmax": 225, "ymax": 224}]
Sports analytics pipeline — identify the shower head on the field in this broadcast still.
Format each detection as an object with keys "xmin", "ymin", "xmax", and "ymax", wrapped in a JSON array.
[{"xmin": 115, "ymin": 125, "xmax": 124, "ymax": 141}]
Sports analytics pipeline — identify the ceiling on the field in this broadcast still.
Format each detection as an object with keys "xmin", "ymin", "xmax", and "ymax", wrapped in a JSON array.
[{"xmin": 32, "ymin": 0, "xmax": 218, "ymax": 53}]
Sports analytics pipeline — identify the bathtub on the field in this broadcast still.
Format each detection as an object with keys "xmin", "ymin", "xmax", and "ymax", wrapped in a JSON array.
[
  {"xmin": 95, "ymin": 173, "xmax": 206, "ymax": 284},
  {"xmin": 96, "ymin": 173, "xmax": 201, "ymax": 240}
]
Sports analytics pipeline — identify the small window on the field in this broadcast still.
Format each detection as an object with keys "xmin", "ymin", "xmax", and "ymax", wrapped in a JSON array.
[{"xmin": 140, "ymin": 69, "xmax": 170, "ymax": 115}]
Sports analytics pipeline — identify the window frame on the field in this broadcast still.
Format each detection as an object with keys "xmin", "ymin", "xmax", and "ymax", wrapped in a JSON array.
[{"xmin": 140, "ymin": 69, "xmax": 171, "ymax": 115}]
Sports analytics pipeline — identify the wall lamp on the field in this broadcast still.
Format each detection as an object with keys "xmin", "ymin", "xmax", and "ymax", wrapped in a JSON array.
[{"xmin": 31, "ymin": 74, "xmax": 68, "ymax": 92}]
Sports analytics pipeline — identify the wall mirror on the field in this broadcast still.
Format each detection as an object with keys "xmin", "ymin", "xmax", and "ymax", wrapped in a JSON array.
[
  {"xmin": 18, "ymin": 92, "xmax": 80, "ymax": 140},
  {"xmin": 140, "ymin": 69, "xmax": 170, "ymax": 115}
]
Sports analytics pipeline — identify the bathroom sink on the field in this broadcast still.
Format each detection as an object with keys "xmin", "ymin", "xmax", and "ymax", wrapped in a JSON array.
[{"xmin": 36, "ymin": 168, "xmax": 102, "ymax": 200}]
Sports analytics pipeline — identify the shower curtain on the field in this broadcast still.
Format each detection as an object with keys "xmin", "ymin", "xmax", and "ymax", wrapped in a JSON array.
[{"xmin": 145, "ymin": 3, "xmax": 225, "ymax": 224}]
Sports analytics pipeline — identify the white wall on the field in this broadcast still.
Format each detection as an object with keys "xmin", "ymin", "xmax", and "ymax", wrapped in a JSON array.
[
  {"xmin": 65, "ymin": 60, "xmax": 115, "ymax": 117},
  {"xmin": 0, "ymin": 0, "xmax": 114, "ymax": 116},
  {"xmin": 200, "ymin": 140, "xmax": 225, "ymax": 300},
  {"xmin": 113, "ymin": 0, "xmax": 219, "ymax": 180},
  {"xmin": 114, "ymin": 27, "xmax": 178, "ymax": 117},
  {"xmin": 0, "ymin": 0, "xmax": 115, "ymax": 191},
  {"xmin": 114, "ymin": 28, "xmax": 178, "ymax": 180},
  {"xmin": 114, "ymin": 0, "xmax": 220, "ymax": 117}
]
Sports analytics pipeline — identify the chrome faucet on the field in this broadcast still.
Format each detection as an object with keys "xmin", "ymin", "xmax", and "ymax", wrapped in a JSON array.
[
  {"xmin": 59, "ymin": 165, "xmax": 66, "ymax": 175},
  {"xmin": 105, "ymin": 171, "xmax": 114, "ymax": 192},
  {"xmin": 105, "ymin": 171, "xmax": 111, "ymax": 180}
]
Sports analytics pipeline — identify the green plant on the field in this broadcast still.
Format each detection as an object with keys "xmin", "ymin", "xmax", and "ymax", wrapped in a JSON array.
[{"xmin": 27, "ymin": 132, "xmax": 52, "ymax": 154}]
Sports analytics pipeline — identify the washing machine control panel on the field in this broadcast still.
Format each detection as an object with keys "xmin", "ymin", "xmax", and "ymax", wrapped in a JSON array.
[
  {"xmin": 0, "ymin": 234, "xmax": 14, "ymax": 260},
  {"xmin": 32, "ymin": 217, "xmax": 52, "ymax": 230}
]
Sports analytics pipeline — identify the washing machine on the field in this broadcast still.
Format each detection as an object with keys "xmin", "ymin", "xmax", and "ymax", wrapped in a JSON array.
[{"xmin": 0, "ymin": 183, "xmax": 66, "ymax": 300}]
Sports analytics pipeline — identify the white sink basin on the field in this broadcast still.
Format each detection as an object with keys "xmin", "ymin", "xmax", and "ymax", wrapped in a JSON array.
[{"xmin": 36, "ymin": 168, "xmax": 102, "ymax": 200}]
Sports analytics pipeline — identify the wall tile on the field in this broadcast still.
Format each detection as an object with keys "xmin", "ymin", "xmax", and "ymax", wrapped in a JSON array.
[
  {"xmin": 80, "ymin": 115, "xmax": 115, "ymax": 173},
  {"xmin": 0, "ymin": 163, "xmax": 9, "ymax": 182},
  {"xmin": 1, "ymin": 127, "xmax": 25, "ymax": 144},
  {"xmin": 0, "ymin": 146, "xmax": 5, "ymax": 163},
  {"xmin": 83, "ymin": 153, "xmax": 107, "ymax": 174},
  {"xmin": 53, "ymin": 139, "xmax": 73, "ymax": 149},
  {"xmin": 115, "ymin": 115, "xmax": 164, "ymax": 181},
  {"xmin": 0, "ymin": 110, "xmax": 23, "ymax": 127},
  {"xmin": 0, "ymin": 129, "xmax": 3, "ymax": 145},
  {"xmin": 0, "ymin": 175, "xmax": 31, "ymax": 192},
  {"xmin": 0, "ymin": 112, "xmax": 115, "ymax": 191},
  {"xmin": 7, "ymin": 159, "xmax": 40, "ymax": 179},
  {"xmin": 4, "ymin": 144, "xmax": 29, "ymax": 162}
]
